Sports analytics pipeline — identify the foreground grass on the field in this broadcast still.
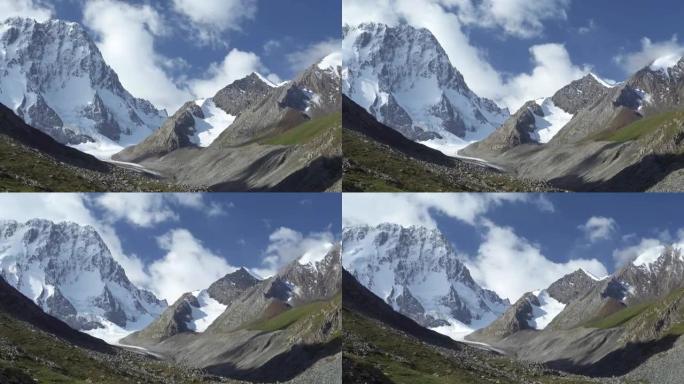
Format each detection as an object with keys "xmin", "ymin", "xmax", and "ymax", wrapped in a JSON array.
[
  {"xmin": 596, "ymin": 109, "xmax": 684, "ymax": 143},
  {"xmin": 261, "ymin": 112, "xmax": 341, "ymax": 146},
  {"xmin": 344, "ymin": 309, "xmax": 596, "ymax": 384},
  {"xmin": 0, "ymin": 313, "xmax": 204, "ymax": 384},
  {"xmin": 343, "ymin": 129, "xmax": 461, "ymax": 192}
]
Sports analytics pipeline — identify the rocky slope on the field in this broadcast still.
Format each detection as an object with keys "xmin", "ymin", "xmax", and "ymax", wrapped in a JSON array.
[
  {"xmin": 343, "ymin": 23, "xmax": 508, "ymax": 146},
  {"xmin": 467, "ymin": 245, "xmax": 684, "ymax": 380},
  {"xmin": 0, "ymin": 18, "xmax": 166, "ymax": 153},
  {"xmin": 462, "ymin": 56, "xmax": 684, "ymax": 192},
  {"xmin": 0, "ymin": 219, "xmax": 166, "ymax": 342},
  {"xmin": 122, "ymin": 245, "xmax": 342, "ymax": 382},
  {"xmin": 342, "ymin": 95, "xmax": 558, "ymax": 192},
  {"xmin": 342, "ymin": 223, "xmax": 509, "ymax": 337},
  {"xmin": 342, "ymin": 269, "xmax": 601, "ymax": 384},
  {"xmin": 113, "ymin": 55, "xmax": 342, "ymax": 192}
]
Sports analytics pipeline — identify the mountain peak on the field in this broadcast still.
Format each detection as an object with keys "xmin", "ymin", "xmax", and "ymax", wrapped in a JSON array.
[
  {"xmin": 649, "ymin": 53, "xmax": 684, "ymax": 72},
  {"xmin": 343, "ymin": 21, "xmax": 509, "ymax": 143}
]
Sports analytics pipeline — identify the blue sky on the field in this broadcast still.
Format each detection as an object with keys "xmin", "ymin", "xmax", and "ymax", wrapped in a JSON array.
[
  {"xmin": 0, "ymin": 193, "xmax": 341, "ymax": 302},
  {"xmin": 343, "ymin": 0, "xmax": 684, "ymax": 111},
  {"xmin": 343, "ymin": 193, "xmax": 684, "ymax": 301},
  {"xmin": 3, "ymin": 0, "xmax": 341, "ymax": 111}
]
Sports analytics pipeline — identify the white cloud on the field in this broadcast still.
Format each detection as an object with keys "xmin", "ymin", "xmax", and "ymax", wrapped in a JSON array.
[
  {"xmin": 0, "ymin": 194, "xmax": 149, "ymax": 287},
  {"xmin": 148, "ymin": 229, "xmax": 236, "ymax": 302},
  {"xmin": 343, "ymin": 193, "xmax": 552, "ymax": 228},
  {"xmin": 578, "ymin": 216, "xmax": 617, "ymax": 243},
  {"xmin": 189, "ymin": 48, "xmax": 280, "ymax": 98},
  {"xmin": 254, "ymin": 227, "xmax": 335, "ymax": 278},
  {"xmin": 94, "ymin": 194, "xmax": 178, "ymax": 227},
  {"xmin": 612, "ymin": 238, "xmax": 664, "ymax": 269},
  {"xmin": 449, "ymin": 0, "xmax": 570, "ymax": 39},
  {"xmin": 172, "ymin": 0, "xmax": 256, "ymax": 44},
  {"xmin": 287, "ymin": 39, "xmax": 342, "ymax": 73},
  {"xmin": 83, "ymin": 0, "xmax": 192, "ymax": 112},
  {"xmin": 343, "ymin": 0, "xmax": 581, "ymax": 111},
  {"xmin": 614, "ymin": 35, "xmax": 684, "ymax": 74},
  {"xmin": 94, "ymin": 193, "xmax": 230, "ymax": 227},
  {"xmin": 498, "ymin": 43, "xmax": 588, "ymax": 110},
  {"xmin": 0, "ymin": 0, "xmax": 53, "ymax": 22},
  {"xmin": 466, "ymin": 221, "xmax": 608, "ymax": 302}
]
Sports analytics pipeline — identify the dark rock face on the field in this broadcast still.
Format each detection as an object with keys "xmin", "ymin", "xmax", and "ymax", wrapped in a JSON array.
[
  {"xmin": 113, "ymin": 101, "xmax": 201, "ymax": 162},
  {"xmin": 469, "ymin": 292, "xmax": 539, "ymax": 342},
  {"xmin": 463, "ymin": 100, "xmax": 541, "ymax": 155},
  {"xmin": 627, "ymin": 57, "xmax": 684, "ymax": 114},
  {"xmin": 551, "ymin": 74, "xmax": 611, "ymax": 115},
  {"xmin": 206, "ymin": 268, "xmax": 260, "ymax": 305},
  {"xmin": 212, "ymin": 73, "xmax": 274, "ymax": 115},
  {"xmin": 546, "ymin": 269, "xmax": 601, "ymax": 304},
  {"xmin": 122, "ymin": 292, "xmax": 198, "ymax": 345}
]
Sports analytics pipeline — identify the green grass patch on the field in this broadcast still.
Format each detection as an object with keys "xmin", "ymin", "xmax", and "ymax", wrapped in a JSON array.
[
  {"xmin": 261, "ymin": 112, "xmax": 341, "ymax": 146},
  {"xmin": 248, "ymin": 294, "xmax": 341, "ymax": 332},
  {"xmin": 586, "ymin": 302, "xmax": 652, "ymax": 329},
  {"xmin": 595, "ymin": 109, "xmax": 684, "ymax": 143}
]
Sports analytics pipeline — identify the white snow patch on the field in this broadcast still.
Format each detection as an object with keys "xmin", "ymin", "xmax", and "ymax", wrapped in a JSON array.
[
  {"xmin": 528, "ymin": 290, "xmax": 565, "ymax": 330},
  {"xmin": 650, "ymin": 54, "xmax": 682, "ymax": 72},
  {"xmin": 298, "ymin": 242, "xmax": 334, "ymax": 269},
  {"xmin": 187, "ymin": 290, "xmax": 227, "ymax": 333},
  {"xmin": 632, "ymin": 245, "xmax": 667, "ymax": 268},
  {"xmin": 589, "ymin": 73, "xmax": 619, "ymax": 88},
  {"xmin": 531, "ymin": 98, "xmax": 574, "ymax": 143},
  {"xmin": 189, "ymin": 98, "xmax": 236, "ymax": 147},
  {"xmin": 85, "ymin": 315, "xmax": 156, "ymax": 345},
  {"xmin": 254, "ymin": 72, "xmax": 277, "ymax": 88},
  {"xmin": 580, "ymin": 268, "xmax": 605, "ymax": 281},
  {"xmin": 318, "ymin": 51, "xmax": 342, "ymax": 72},
  {"xmin": 431, "ymin": 312, "xmax": 500, "ymax": 341}
]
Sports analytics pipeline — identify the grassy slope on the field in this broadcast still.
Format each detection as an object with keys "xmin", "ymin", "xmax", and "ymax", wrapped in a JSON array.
[
  {"xmin": 260, "ymin": 112, "xmax": 341, "ymax": 146},
  {"xmin": 0, "ymin": 135, "xmax": 178, "ymax": 192},
  {"xmin": 343, "ymin": 129, "xmax": 547, "ymax": 192},
  {"xmin": 343, "ymin": 129, "xmax": 465, "ymax": 192},
  {"xmin": 344, "ymin": 309, "xmax": 595, "ymax": 384},
  {"xmin": 595, "ymin": 109, "xmax": 684, "ymax": 143},
  {"xmin": 586, "ymin": 288, "xmax": 684, "ymax": 338},
  {"xmin": 248, "ymin": 294, "xmax": 341, "ymax": 333},
  {"xmin": 0, "ymin": 312, "xmax": 206, "ymax": 384}
]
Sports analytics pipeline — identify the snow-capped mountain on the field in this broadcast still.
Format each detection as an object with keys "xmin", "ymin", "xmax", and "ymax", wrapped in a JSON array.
[
  {"xmin": 342, "ymin": 223, "xmax": 509, "ymax": 340},
  {"xmin": 0, "ymin": 219, "xmax": 166, "ymax": 344},
  {"xmin": 0, "ymin": 17, "xmax": 166, "ymax": 157},
  {"xmin": 626, "ymin": 55, "xmax": 684, "ymax": 114},
  {"xmin": 342, "ymin": 23, "xmax": 509, "ymax": 152}
]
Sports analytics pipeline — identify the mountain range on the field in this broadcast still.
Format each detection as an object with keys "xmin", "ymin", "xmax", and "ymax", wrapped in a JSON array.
[
  {"xmin": 0, "ymin": 219, "xmax": 342, "ymax": 383},
  {"xmin": 343, "ymin": 21, "xmax": 684, "ymax": 192},
  {"xmin": 0, "ymin": 17, "xmax": 342, "ymax": 192},
  {"xmin": 344, "ymin": 222, "xmax": 684, "ymax": 382}
]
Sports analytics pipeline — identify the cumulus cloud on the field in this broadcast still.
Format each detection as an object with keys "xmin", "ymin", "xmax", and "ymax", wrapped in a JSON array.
[
  {"xmin": 466, "ymin": 221, "xmax": 608, "ymax": 302},
  {"xmin": 343, "ymin": 193, "xmax": 553, "ymax": 228},
  {"xmin": 254, "ymin": 227, "xmax": 335, "ymax": 278},
  {"xmin": 287, "ymin": 39, "xmax": 342, "ymax": 73},
  {"xmin": 614, "ymin": 35, "xmax": 684, "ymax": 74},
  {"xmin": 83, "ymin": 0, "xmax": 193, "ymax": 112},
  {"xmin": 148, "ymin": 229, "xmax": 236, "ymax": 302},
  {"xmin": 188, "ymin": 48, "xmax": 277, "ymax": 98},
  {"xmin": 93, "ymin": 193, "xmax": 229, "ymax": 227},
  {"xmin": 498, "ymin": 43, "xmax": 589, "ymax": 110},
  {"xmin": 578, "ymin": 216, "xmax": 617, "ymax": 243},
  {"xmin": 172, "ymin": 0, "xmax": 257, "ymax": 44},
  {"xmin": 0, "ymin": 0, "xmax": 53, "ymax": 22},
  {"xmin": 448, "ymin": 0, "xmax": 571, "ymax": 39},
  {"xmin": 343, "ymin": 0, "xmax": 580, "ymax": 111}
]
